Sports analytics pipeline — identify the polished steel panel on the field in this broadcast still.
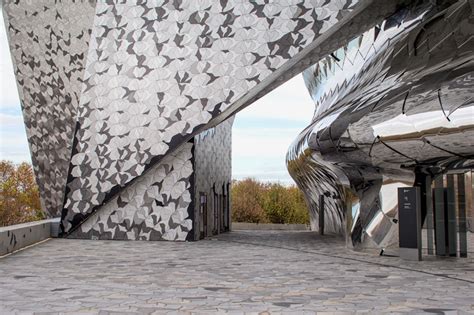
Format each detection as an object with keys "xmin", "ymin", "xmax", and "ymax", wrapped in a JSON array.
[{"xmin": 288, "ymin": 0, "xmax": 474, "ymax": 249}]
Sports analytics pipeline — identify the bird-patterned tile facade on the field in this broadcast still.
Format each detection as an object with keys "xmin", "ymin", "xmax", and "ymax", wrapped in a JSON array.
[
  {"xmin": 62, "ymin": 0, "xmax": 359, "ymax": 233},
  {"xmin": 2, "ymin": 0, "xmax": 96, "ymax": 218},
  {"xmin": 68, "ymin": 142, "xmax": 194, "ymax": 241}
]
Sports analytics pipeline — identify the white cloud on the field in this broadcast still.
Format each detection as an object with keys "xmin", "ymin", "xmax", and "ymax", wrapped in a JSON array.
[
  {"xmin": 0, "ymin": 129, "xmax": 30, "ymax": 163},
  {"xmin": 235, "ymin": 75, "xmax": 314, "ymax": 122},
  {"xmin": 0, "ymin": 11, "xmax": 21, "ymax": 108},
  {"xmin": 0, "ymin": 13, "xmax": 29, "ymax": 163},
  {"xmin": 233, "ymin": 165, "xmax": 297, "ymax": 185},
  {"xmin": 0, "ymin": 111, "xmax": 30, "ymax": 163},
  {"xmin": 232, "ymin": 75, "xmax": 315, "ymax": 183},
  {"xmin": 0, "ymin": 112, "xmax": 24, "ymax": 126},
  {"xmin": 233, "ymin": 132, "xmax": 296, "ymax": 158}
]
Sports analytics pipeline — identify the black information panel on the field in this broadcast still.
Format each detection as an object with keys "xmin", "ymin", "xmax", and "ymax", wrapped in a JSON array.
[{"xmin": 398, "ymin": 187, "xmax": 421, "ymax": 250}]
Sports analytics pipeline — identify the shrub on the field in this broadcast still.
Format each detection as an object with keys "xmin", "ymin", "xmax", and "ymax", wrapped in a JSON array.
[
  {"xmin": 231, "ymin": 178, "xmax": 309, "ymax": 224},
  {"xmin": 231, "ymin": 178, "xmax": 268, "ymax": 223}
]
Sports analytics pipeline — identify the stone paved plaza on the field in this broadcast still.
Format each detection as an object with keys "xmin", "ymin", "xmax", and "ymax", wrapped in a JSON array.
[{"xmin": 0, "ymin": 231, "xmax": 473, "ymax": 314}]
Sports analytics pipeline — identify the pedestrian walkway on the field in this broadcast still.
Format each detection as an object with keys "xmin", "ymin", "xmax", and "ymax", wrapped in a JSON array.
[{"xmin": 0, "ymin": 231, "xmax": 472, "ymax": 313}]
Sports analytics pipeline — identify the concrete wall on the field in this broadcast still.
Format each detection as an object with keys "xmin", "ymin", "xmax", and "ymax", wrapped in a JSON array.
[
  {"xmin": 232, "ymin": 222, "xmax": 309, "ymax": 231},
  {"xmin": 0, "ymin": 218, "xmax": 59, "ymax": 256}
]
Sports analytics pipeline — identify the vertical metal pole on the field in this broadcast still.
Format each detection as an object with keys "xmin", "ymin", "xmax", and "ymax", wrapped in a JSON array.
[
  {"xmin": 228, "ymin": 183, "xmax": 232, "ymax": 232},
  {"xmin": 425, "ymin": 175, "xmax": 434, "ymax": 255},
  {"xmin": 319, "ymin": 195, "xmax": 325, "ymax": 236},
  {"xmin": 446, "ymin": 174, "xmax": 457, "ymax": 257},
  {"xmin": 433, "ymin": 175, "xmax": 446, "ymax": 256},
  {"xmin": 458, "ymin": 173, "xmax": 468, "ymax": 258},
  {"xmin": 467, "ymin": 171, "xmax": 474, "ymax": 233}
]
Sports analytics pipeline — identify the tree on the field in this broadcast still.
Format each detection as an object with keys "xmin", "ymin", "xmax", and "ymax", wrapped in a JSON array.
[{"xmin": 0, "ymin": 160, "xmax": 44, "ymax": 227}]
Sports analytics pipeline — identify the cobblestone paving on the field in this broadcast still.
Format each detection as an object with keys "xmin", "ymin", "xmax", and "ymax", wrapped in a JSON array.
[{"xmin": 0, "ymin": 231, "xmax": 473, "ymax": 314}]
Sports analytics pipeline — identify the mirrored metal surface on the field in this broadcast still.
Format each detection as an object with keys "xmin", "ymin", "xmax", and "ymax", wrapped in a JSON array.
[{"xmin": 288, "ymin": 0, "xmax": 474, "ymax": 249}]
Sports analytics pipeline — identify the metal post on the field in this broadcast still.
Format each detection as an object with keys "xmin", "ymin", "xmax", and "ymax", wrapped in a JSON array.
[
  {"xmin": 458, "ymin": 173, "xmax": 468, "ymax": 258},
  {"xmin": 433, "ymin": 175, "xmax": 446, "ymax": 256},
  {"xmin": 446, "ymin": 174, "xmax": 457, "ymax": 257},
  {"xmin": 319, "ymin": 195, "xmax": 325, "ymax": 236},
  {"xmin": 425, "ymin": 175, "xmax": 434, "ymax": 255}
]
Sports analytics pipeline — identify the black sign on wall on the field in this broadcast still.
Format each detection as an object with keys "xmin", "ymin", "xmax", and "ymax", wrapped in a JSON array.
[{"xmin": 398, "ymin": 187, "xmax": 422, "ymax": 260}]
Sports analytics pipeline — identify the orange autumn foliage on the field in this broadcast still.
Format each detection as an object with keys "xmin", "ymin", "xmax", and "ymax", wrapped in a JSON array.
[
  {"xmin": 231, "ymin": 178, "xmax": 309, "ymax": 224},
  {"xmin": 0, "ymin": 160, "xmax": 44, "ymax": 227}
]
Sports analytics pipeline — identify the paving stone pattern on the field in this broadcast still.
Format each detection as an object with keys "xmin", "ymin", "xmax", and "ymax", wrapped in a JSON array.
[{"xmin": 0, "ymin": 231, "xmax": 473, "ymax": 314}]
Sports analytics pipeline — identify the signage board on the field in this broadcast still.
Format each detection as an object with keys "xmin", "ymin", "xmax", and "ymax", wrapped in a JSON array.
[{"xmin": 398, "ymin": 187, "xmax": 422, "ymax": 260}]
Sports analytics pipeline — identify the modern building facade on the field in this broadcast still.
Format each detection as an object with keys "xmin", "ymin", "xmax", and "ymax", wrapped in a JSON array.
[
  {"xmin": 3, "ymin": 0, "xmax": 472, "ymax": 254},
  {"xmin": 67, "ymin": 118, "xmax": 233, "ymax": 241}
]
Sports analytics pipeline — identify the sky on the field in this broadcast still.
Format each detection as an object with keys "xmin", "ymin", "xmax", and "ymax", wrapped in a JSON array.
[{"xmin": 0, "ymin": 12, "xmax": 315, "ymax": 185}]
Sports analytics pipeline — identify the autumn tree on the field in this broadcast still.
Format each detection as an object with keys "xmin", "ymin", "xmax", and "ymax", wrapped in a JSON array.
[{"xmin": 0, "ymin": 160, "xmax": 44, "ymax": 227}]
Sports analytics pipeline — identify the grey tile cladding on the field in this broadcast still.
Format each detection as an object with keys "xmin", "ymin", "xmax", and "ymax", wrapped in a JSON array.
[
  {"xmin": 2, "ymin": 0, "xmax": 96, "ymax": 217},
  {"xmin": 60, "ymin": 0, "xmax": 359, "ymax": 233}
]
